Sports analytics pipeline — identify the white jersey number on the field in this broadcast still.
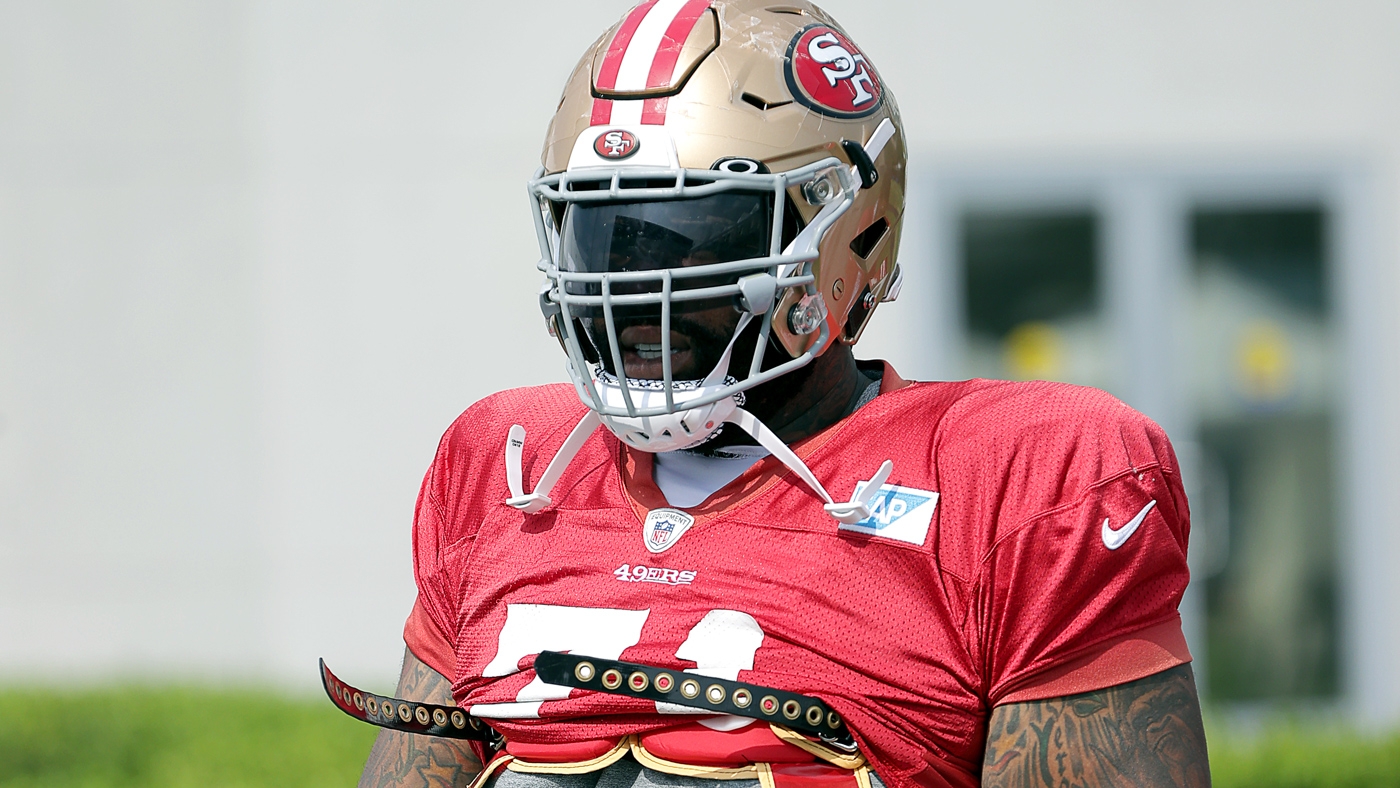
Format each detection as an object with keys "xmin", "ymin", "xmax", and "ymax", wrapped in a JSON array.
[{"xmin": 472, "ymin": 604, "xmax": 764, "ymax": 722}]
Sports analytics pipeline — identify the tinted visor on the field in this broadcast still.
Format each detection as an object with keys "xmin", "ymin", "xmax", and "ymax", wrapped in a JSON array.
[{"xmin": 559, "ymin": 192, "xmax": 772, "ymax": 315}]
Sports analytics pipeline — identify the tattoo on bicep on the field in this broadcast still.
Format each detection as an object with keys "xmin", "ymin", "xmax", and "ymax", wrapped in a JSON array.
[
  {"xmin": 360, "ymin": 651, "xmax": 484, "ymax": 788},
  {"xmin": 981, "ymin": 664, "xmax": 1210, "ymax": 788}
]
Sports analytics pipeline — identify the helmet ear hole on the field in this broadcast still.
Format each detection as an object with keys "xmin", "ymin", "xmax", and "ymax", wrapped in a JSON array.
[
  {"xmin": 841, "ymin": 284, "xmax": 876, "ymax": 344},
  {"xmin": 712, "ymin": 156, "xmax": 770, "ymax": 174}
]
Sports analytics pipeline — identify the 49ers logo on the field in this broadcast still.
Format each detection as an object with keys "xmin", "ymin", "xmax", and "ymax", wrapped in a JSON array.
[
  {"xmin": 784, "ymin": 24, "xmax": 883, "ymax": 118},
  {"xmin": 594, "ymin": 129, "xmax": 640, "ymax": 160}
]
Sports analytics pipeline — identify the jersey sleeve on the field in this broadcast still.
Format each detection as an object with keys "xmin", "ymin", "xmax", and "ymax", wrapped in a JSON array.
[
  {"xmin": 957, "ymin": 384, "xmax": 1193, "ymax": 706},
  {"xmin": 401, "ymin": 438, "xmax": 461, "ymax": 681},
  {"xmin": 404, "ymin": 595, "xmax": 457, "ymax": 679},
  {"xmin": 400, "ymin": 398, "xmax": 508, "ymax": 683}
]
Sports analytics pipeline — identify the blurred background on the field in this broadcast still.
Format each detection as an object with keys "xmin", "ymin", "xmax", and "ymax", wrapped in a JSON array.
[{"xmin": 1, "ymin": 0, "xmax": 1397, "ymax": 739}]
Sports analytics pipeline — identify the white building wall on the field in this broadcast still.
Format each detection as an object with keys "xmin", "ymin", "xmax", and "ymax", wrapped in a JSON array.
[
  {"xmin": 0, "ymin": 2, "xmax": 266, "ymax": 678},
  {"xmin": 0, "ymin": 1, "xmax": 1395, "ymax": 719}
]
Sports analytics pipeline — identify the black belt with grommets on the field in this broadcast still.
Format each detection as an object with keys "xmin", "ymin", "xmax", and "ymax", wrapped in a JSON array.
[
  {"xmin": 533, "ymin": 650, "xmax": 856, "ymax": 749},
  {"xmin": 320, "ymin": 658, "xmax": 494, "ymax": 742},
  {"xmin": 320, "ymin": 654, "xmax": 855, "ymax": 751}
]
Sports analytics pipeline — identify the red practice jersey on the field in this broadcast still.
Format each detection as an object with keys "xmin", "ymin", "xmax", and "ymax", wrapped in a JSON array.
[{"xmin": 404, "ymin": 365, "xmax": 1192, "ymax": 788}]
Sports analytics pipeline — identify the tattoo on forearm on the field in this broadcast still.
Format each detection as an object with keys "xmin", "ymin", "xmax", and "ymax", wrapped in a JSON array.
[
  {"xmin": 981, "ymin": 664, "xmax": 1210, "ymax": 788},
  {"xmin": 360, "ymin": 650, "xmax": 484, "ymax": 788}
]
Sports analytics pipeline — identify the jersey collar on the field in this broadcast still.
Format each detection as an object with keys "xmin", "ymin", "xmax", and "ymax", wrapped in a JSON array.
[{"xmin": 616, "ymin": 360, "xmax": 910, "ymax": 524}]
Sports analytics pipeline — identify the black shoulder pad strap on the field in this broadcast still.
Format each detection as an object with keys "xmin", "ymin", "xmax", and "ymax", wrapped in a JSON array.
[{"xmin": 320, "ymin": 658, "xmax": 492, "ymax": 742}]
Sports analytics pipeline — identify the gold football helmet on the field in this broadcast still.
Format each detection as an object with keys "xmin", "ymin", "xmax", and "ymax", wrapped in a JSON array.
[{"xmin": 527, "ymin": 0, "xmax": 905, "ymax": 459}]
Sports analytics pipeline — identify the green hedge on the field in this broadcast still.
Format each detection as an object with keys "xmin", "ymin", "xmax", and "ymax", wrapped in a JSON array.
[
  {"xmin": 0, "ymin": 686, "xmax": 375, "ymax": 788},
  {"xmin": 1207, "ymin": 721, "xmax": 1400, "ymax": 788},
  {"xmin": 0, "ymin": 686, "xmax": 1396, "ymax": 787}
]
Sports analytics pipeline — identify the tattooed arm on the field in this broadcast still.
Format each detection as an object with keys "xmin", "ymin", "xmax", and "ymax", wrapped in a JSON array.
[
  {"xmin": 981, "ymin": 664, "xmax": 1210, "ymax": 788},
  {"xmin": 360, "ymin": 647, "xmax": 484, "ymax": 788}
]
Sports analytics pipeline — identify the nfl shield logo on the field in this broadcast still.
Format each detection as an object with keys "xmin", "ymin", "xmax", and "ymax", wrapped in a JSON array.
[{"xmin": 642, "ymin": 508, "xmax": 695, "ymax": 554}]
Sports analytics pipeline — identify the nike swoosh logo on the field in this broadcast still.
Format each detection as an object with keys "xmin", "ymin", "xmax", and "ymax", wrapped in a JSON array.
[{"xmin": 1102, "ymin": 500, "xmax": 1157, "ymax": 550}]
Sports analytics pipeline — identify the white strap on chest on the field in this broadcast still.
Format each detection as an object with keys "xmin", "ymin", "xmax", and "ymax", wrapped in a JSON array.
[
  {"xmin": 504, "ymin": 401, "xmax": 891, "ymax": 524},
  {"xmin": 723, "ymin": 408, "xmax": 891, "ymax": 524},
  {"xmin": 505, "ymin": 411, "xmax": 602, "ymax": 513}
]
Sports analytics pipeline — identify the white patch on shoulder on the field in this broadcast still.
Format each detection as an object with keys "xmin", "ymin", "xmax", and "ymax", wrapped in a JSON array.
[
  {"xmin": 643, "ymin": 508, "xmax": 695, "ymax": 553},
  {"xmin": 837, "ymin": 483, "xmax": 939, "ymax": 546}
]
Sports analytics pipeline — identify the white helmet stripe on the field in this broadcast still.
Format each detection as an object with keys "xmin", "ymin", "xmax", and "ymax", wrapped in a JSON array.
[
  {"xmin": 611, "ymin": 99, "xmax": 644, "ymax": 126},
  {"xmin": 615, "ymin": 0, "xmax": 693, "ymax": 92},
  {"xmin": 595, "ymin": 0, "xmax": 658, "ymax": 93},
  {"xmin": 592, "ymin": 0, "xmax": 712, "ymax": 128},
  {"xmin": 590, "ymin": 0, "xmax": 656, "ymax": 126}
]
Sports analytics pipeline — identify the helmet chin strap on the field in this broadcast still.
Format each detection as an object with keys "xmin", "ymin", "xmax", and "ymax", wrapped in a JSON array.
[
  {"xmin": 505, "ymin": 311, "xmax": 893, "ymax": 522},
  {"xmin": 504, "ymin": 411, "xmax": 602, "ymax": 514},
  {"xmin": 505, "ymin": 402, "xmax": 892, "ymax": 523},
  {"xmin": 722, "ymin": 408, "xmax": 893, "ymax": 525}
]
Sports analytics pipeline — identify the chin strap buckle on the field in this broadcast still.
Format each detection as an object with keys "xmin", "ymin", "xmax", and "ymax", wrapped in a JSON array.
[
  {"xmin": 821, "ymin": 460, "xmax": 893, "ymax": 524},
  {"xmin": 505, "ymin": 493, "xmax": 553, "ymax": 514},
  {"xmin": 505, "ymin": 425, "xmax": 552, "ymax": 512},
  {"xmin": 504, "ymin": 413, "xmax": 601, "ymax": 513}
]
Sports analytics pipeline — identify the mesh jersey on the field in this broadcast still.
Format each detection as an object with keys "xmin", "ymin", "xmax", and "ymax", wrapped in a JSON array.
[{"xmin": 404, "ymin": 365, "xmax": 1192, "ymax": 788}]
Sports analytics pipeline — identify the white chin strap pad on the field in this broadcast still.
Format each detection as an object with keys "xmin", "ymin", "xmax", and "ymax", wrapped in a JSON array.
[{"xmin": 598, "ymin": 394, "xmax": 737, "ymax": 453}]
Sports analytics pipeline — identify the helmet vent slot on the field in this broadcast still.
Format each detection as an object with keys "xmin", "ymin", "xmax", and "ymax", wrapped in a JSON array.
[
  {"xmin": 765, "ymin": 6, "xmax": 808, "ymax": 15},
  {"xmin": 849, "ymin": 218, "xmax": 889, "ymax": 260},
  {"xmin": 620, "ymin": 177, "xmax": 682, "ymax": 190},
  {"xmin": 563, "ymin": 180, "xmax": 607, "ymax": 193},
  {"xmin": 741, "ymin": 92, "xmax": 793, "ymax": 111}
]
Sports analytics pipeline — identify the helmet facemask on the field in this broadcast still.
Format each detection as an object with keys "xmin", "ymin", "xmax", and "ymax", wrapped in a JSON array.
[{"xmin": 532, "ymin": 157, "xmax": 858, "ymax": 452}]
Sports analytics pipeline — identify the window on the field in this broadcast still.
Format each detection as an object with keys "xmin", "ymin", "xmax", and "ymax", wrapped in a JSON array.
[
  {"xmin": 960, "ymin": 210, "xmax": 1110, "ymax": 389},
  {"xmin": 1191, "ymin": 207, "xmax": 1340, "ymax": 700}
]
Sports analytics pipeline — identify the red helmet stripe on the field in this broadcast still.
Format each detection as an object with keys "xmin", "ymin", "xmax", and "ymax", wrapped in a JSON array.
[
  {"xmin": 640, "ymin": 0, "xmax": 709, "ymax": 125},
  {"xmin": 641, "ymin": 96, "xmax": 668, "ymax": 125},
  {"xmin": 591, "ymin": 98, "xmax": 614, "ymax": 126},
  {"xmin": 645, "ymin": 0, "xmax": 710, "ymax": 91},
  {"xmin": 596, "ymin": 0, "xmax": 659, "ymax": 93}
]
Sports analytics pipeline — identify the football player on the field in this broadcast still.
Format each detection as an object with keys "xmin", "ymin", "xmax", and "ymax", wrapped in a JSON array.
[{"xmin": 346, "ymin": 2, "xmax": 1209, "ymax": 786}]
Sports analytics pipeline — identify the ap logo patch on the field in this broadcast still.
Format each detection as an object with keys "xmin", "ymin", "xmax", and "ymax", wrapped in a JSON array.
[{"xmin": 838, "ymin": 483, "xmax": 939, "ymax": 546}]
